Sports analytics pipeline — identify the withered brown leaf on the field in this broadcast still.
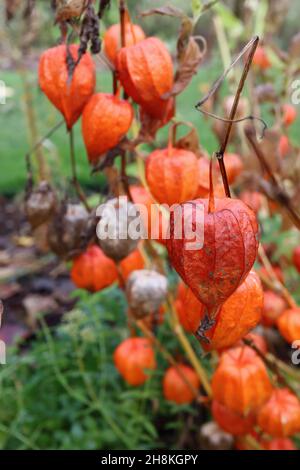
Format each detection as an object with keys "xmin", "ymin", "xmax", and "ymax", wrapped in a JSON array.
[
  {"xmin": 140, "ymin": 5, "xmax": 206, "ymax": 98},
  {"xmin": 55, "ymin": 0, "xmax": 89, "ymax": 23},
  {"xmin": 176, "ymin": 126, "xmax": 201, "ymax": 155},
  {"xmin": 164, "ymin": 36, "xmax": 206, "ymax": 98},
  {"xmin": 140, "ymin": 6, "xmax": 185, "ymax": 19}
]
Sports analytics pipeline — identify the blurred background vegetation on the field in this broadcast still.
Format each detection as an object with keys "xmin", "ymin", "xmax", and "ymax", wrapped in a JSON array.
[{"xmin": 0, "ymin": 0, "xmax": 300, "ymax": 195}]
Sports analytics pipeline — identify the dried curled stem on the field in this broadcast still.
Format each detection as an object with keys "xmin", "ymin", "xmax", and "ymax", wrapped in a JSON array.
[
  {"xmin": 69, "ymin": 129, "xmax": 91, "ymax": 212},
  {"xmin": 167, "ymin": 295, "xmax": 213, "ymax": 398},
  {"xmin": 245, "ymin": 125, "xmax": 300, "ymax": 230},
  {"xmin": 258, "ymin": 244, "xmax": 297, "ymax": 309},
  {"xmin": 196, "ymin": 36, "xmax": 261, "ymax": 198},
  {"xmin": 136, "ymin": 319, "xmax": 206, "ymax": 405}
]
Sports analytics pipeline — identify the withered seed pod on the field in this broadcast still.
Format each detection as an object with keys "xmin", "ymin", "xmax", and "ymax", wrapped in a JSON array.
[
  {"xmin": 96, "ymin": 197, "xmax": 142, "ymax": 262},
  {"xmin": 255, "ymin": 83, "xmax": 276, "ymax": 103},
  {"xmin": 223, "ymin": 96, "xmax": 249, "ymax": 119},
  {"xmin": 48, "ymin": 203, "xmax": 96, "ymax": 259},
  {"xmin": 25, "ymin": 181, "xmax": 57, "ymax": 229},
  {"xmin": 199, "ymin": 422, "xmax": 234, "ymax": 451},
  {"xmin": 126, "ymin": 269, "xmax": 168, "ymax": 319}
]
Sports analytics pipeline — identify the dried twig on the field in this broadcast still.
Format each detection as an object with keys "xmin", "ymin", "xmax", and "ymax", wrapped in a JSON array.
[
  {"xmin": 196, "ymin": 36, "xmax": 261, "ymax": 197},
  {"xmin": 120, "ymin": 150, "xmax": 133, "ymax": 202},
  {"xmin": 258, "ymin": 244, "xmax": 297, "ymax": 309},
  {"xmin": 245, "ymin": 125, "xmax": 300, "ymax": 230},
  {"xmin": 136, "ymin": 319, "xmax": 206, "ymax": 404},
  {"xmin": 69, "ymin": 129, "xmax": 91, "ymax": 212}
]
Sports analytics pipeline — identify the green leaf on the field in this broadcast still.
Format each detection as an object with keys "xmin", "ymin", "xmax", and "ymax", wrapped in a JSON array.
[
  {"xmin": 192, "ymin": 0, "xmax": 203, "ymax": 19},
  {"xmin": 254, "ymin": 0, "xmax": 268, "ymax": 38},
  {"xmin": 202, "ymin": 0, "xmax": 220, "ymax": 14},
  {"xmin": 213, "ymin": 3, "xmax": 243, "ymax": 38},
  {"xmin": 192, "ymin": 0, "xmax": 219, "ymax": 23}
]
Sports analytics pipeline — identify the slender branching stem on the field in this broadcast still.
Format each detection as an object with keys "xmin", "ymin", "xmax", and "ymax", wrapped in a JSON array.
[
  {"xmin": 69, "ymin": 129, "xmax": 91, "ymax": 212},
  {"xmin": 216, "ymin": 36, "xmax": 260, "ymax": 197},
  {"xmin": 258, "ymin": 244, "xmax": 297, "ymax": 309},
  {"xmin": 136, "ymin": 319, "xmax": 206, "ymax": 404},
  {"xmin": 245, "ymin": 125, "xmax": 300, "ymax": 230}
]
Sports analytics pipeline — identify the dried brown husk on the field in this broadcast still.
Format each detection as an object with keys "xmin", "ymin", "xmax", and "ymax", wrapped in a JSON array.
[
  {"xmin": 25, "ymin": 181, "xmax": 57, "ymax": 229},
  {"xmin": 48, "ymin": 203, "xmax": 96, "ymax": 259},
  {"xmin": 97, "ymin": 197, "xmax": 142, "ymax": 262},
  {"xmin": 54, "ymin": 0, "xmax": 89, "ymax": 23},
  {"xmin": 126, "ymin": 269, "xmax": 168, "ymax": 319}
]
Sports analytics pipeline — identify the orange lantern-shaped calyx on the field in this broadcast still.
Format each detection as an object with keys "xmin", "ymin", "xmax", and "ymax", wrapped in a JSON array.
[
  {"xmin": 71, "ymin": 245, "xmax": 118, "ymax": 292},
  {"xmin": 261, "ymin": 290, "xmax": 286, "ymax": 327},
  {"xmin": 175, "ymin": 271, "xmax": 263, "ymax": 352},
  {"xmin": 118, "ymin": 248, "xmax": 145, "ymax": 283},
  {"xmin": 163, "ymin": 364, "xmax": 200, "ymax": 405},
  {"xmin": 211, "ymin": 346, "xmax": 272, "ymax": 415},
  {"xmin": 282, "ymin": 104, "xmax": 297, "ymax": 127},
  {"xmin": 82, "ymin": 93, "xmax": 133, "ymax": 164},
  {"xmin": 114, "ymin": 337, "xmax": 156, "ymax": 386},
  {"xmin": 212, "ymin": 400, "xmax": 256, "ymax": 436},
  {"xmin": 146, "ymin": 146, "xmax": 199, "ymax": 206},
  {"xmin": 293, "ymin": 246, "xmax": 300, "ymax": 273},
  {"xmin": 117, "ymin": 37, "xmax": 174, "ymax": 119},
  {"xmin": 258, "ymin": 388, "xmax": 300, "ymax": 437},
  {"xmin": 253, "ymin": 46, "xmax": 271, "ymax": 70},
  {"xmin": 262, "ymin": 438, "xmax": 296, "ymax": 450},
  {"xmin": 39, "ymin": 44, "xmax": 96, "ymax": 130},
  {"xmin": 167, "ymin": 198, "xmax": 259, "ymax": 317},
  {"xmin": 277, "ymin": 308, "xmax": 300, "ymax": 344},
  {"xmin": 224, "ymin": 153, "xmax": 244, "ymax": 184},
  {"xmin": 104, "ymin": 18, "xmax": 145, "ymax": 66}
]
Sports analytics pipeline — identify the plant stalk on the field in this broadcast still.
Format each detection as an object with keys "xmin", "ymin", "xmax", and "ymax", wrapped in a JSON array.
[
  {"xmin": 217, "ymin": 36, "xmax": 260, "ymax": 197},
  {"xmin": 245, "ymin": 125, "xmax": 300, "ymax": 230},
  {"xmin": 167, "ymin": 296, "xmax": 212, "ymax": 398},
  {"xmin": 69, "ymin": 129, "xmax": 91, "ymax": 211},
  {"xmin": 20, "ymin": 67, "xmax": 47, "ymax": 182},
  {"xmin": 136, "ymin": 319, "xmax": 205, "ymax": 404}
]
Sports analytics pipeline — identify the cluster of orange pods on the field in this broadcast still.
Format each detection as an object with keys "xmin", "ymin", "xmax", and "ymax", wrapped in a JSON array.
[{"xmin": 37, "ymin": 11, "xmax": 300, "ymax": 451}]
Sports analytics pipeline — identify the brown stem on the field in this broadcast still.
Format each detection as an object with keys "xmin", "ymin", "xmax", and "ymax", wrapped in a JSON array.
[
  {"xmin": 104, "ymin": 167, "xmax": 122, "ymax": 197},
  {"xmin": 120, "ymin": 151, "xmax": 133, "ymax": 202},
  {"xmin": 115, "ymin": 261, "xmax": 136, "ymax": 335},
  {"xmin": 208, "ymin": 158, "xmax": 215, "ymax": 213},
  {"xmin": 25, "ymin": 119, "xmax": 64, "ymax": 176},
  {"xmin": 167, "ymin": 295, "xmax": 213, "ymax": 398},
  {"xmin": 20, "ymin": 67, "xmax": 47, "ymax": 182},
  {"xmin": 136, "ymin": 320, "xmax": 205, "ymax": 404},
  {"xmin": 217, "ymin": 36, "xmax": 259, "ymax": 197},
  {"xmin": 258, "ymin": 244, "xmax": 297, "ymax": 309},
  {"xmin": 119, "ymin": 0, "xmax": 126, "ymax": 47},
  {"xmin": 167, "ymin": 121, "xmax": 196, "ymax": 151},
  {"xmin": 144, "ymin": 240, "xmax": 165, "ymax": 274},
  {"xmin": 112, "ymin": 71, "xmax": 118, "ymax": 95},
  {"xmin": 197, "ymin": 36, "xmax": 260, "ymax": 197},
  {"xmin": 69, "ymin": 129, "xmax": 91, "ymax": 212},
  {"xmin": 119, "ymin": 0, "xmax": 128, "ymax": 100},
  {"xmin": 219, "ymin": 36, "xmax": 259, "ymax": 155},
  {"xmin": 245, "ymin": 126, "xmax": 300, "ymax": 231}
]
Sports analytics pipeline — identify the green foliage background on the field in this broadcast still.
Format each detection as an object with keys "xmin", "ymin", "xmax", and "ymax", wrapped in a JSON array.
[{"xmin": 0, "ymin": 287, "xmax": 211, "ymax": 450}]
